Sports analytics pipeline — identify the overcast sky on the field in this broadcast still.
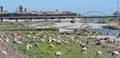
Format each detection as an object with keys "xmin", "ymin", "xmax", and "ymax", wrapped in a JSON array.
[{"xmin": 0, "ymin": 0, "xmax": 120, "ymax": 15}]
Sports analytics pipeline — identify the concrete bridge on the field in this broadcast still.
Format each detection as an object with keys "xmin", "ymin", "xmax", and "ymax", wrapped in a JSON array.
[{"xmin": 0, "ymin": 15, "xmax": 119, "ymax": 22}]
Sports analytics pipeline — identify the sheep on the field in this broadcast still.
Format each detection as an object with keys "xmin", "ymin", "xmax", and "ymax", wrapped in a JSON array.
[
  {"xmin": 57, "ymin": 35, "xmax": 60, "ymax": 38},
  {"xmin": 81, "ymin": 47, "xmax": 87, "ymax": 52},
  {"xmin": 51, "ymin": 39, "xmax": 56, "ymax": 42},
  {"xmin": 48, "ymin": 39, "xmax": 52, "ymax": 43},
  {"xmin": 80, "ymin": 44, "xmax": 85, "ymax": 48},
  {"xmin": 112, "ymin": 51, "xmax": 120, "ymax": 56},
  {"xmin": 35, "ymin": 43, "xmax": 40, "ymax": 47},
  {"xmin": 25, "ymin": 40, "xmax": 28, "ymax": 43},
  {"xmin": 27, "ymin": 44, "xmax": 33, "ymax": 51},
  {"xmin": 56, "ymin": 40, "xmax": 63, "ymax": 44},
  {"xmin": 27, "ymin": 35, "xmax": 31, "ymax": 38},
  {"xmin": 4, "ymin": 38, "xmax": 10, "ymax": 43},
  {"xmin": 2, "ymin": 51, "xmax": 7, "ymax": 56},
  {"xmin": 0, "ymin": 38, "xmax": 3, "ymax": 42},
  {"xmin": 32, "ymin": 36, "xmax": 36, "ymax": 39},
  {"xmin": 40, "ymin": 39, "xmax": 45, "ymax": 42},
  {"xmin": 100, "ymin": 40, "xmax": 105, "ymax": 45},
  {"xmin": 30, "ymin": 40, "xmax": 35, "ymax": 43},
  {"xmin": 96, "ymin": 51, "xmax": 103, "ymax": 56},
  {"xmin": 55, "ymin": 52, "xmax": 62, "ymax": 57},
  {"xmin": 49, "ymin": 44, "xmax": 55, "ymax": 48}
]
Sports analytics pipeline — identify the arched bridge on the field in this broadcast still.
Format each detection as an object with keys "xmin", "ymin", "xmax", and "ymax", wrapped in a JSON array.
[{"xmin": 82, "ymin": 11, "xmax": 107, "ymax": 16}]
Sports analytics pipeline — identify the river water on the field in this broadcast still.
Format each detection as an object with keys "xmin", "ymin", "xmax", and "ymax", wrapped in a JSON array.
[
  {"xmin": 28, "ymin": 19, "xmax": 119, "ymax": 35},
  {"xmin": 64, "ymin": 19, "xmax": 119, "ymax": 35}
]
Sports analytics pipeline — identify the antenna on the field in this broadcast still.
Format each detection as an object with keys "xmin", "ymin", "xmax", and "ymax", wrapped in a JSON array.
[{"xmin": 117, "ymin": 1, "xmax": 119, "ymax": 10}]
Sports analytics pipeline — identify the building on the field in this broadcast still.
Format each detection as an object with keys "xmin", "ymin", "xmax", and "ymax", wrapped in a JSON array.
[
  {"xmin": 2, "ymin": 11, "xmax": 8, "ymax": 13},
  {"xmin": 30, "ymin": 10, "xmax": 38, "ymax": 14},
  {"xmin": 42, "ymin": 11, "xmax": 52, "ymax": 14},
  {"xmin": 62, "ymin": 11, "xmax": 72, "ymax": 14},
  {"xmin": 52, "ymin": 9, "xmax": 62, "ymax": 14},
  {"xmin": 19, "ymin": 5, "xmax": 23, "ymax": 12},
  {"xmin": 1, "ymin": 6, "xmax": 4, "ymax": 12},
  {"xmin": 24, "ymin": 8, "xmax": 27, "ymax": 12},
  {"xmin": 113, "ymin": 10, "xmax": 120, "ymax": 15},
  {"xmin": 38, "ymin": 11, "xmax": 43, "ymax": 14},
  {"xmin": 16, "ymin": 7, "xmax": 19, "ymax": 13}
]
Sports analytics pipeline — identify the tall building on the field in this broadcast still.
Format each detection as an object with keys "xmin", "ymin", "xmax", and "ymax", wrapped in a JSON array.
[
  {"xmin": 24, "ymin": 8, "xmax": 27, "ymax": 12},
  {"xmin": 19, "ymin": 4, "xmax": 23, "ymax": 12},
  {"xmin": 16, "ymin": 7, "xmax": 19, "ymax": 13},
  {"xmin": 1, "ymin": 6, "xmax": 3, "ymax": 12}
]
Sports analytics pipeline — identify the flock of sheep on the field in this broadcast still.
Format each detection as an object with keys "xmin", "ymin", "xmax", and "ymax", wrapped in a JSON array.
[{"xmin": 0, "ymin": 30, "xmax": 120, "ymax": 58}]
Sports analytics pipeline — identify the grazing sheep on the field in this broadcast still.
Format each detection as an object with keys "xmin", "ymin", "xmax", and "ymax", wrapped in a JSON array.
[
  {"xmin": 4, "ymin": 38, "xmax": 10, "ymax": 43},
  {"xmin": 51, "ymin": 39, "xmax": 56, "ymax": 42},
  {"xmin": 48, "ymin": 39, "xmax": 52, "ymax": 43},
  {"xmin": 35, "ymin": 43, "xmax": 40, "ymax": 47},
  {"xmin": 96, "ymin": 51, "xmax": 103, "ymax": 56},
  {"xmin": 0, "ymin": 38, "xmax": 3, "ymax": 42},
  {"xmin": 14, "ymin": 38, "xmax": 23, "ymax": 44},
  {"xmin": 27, "ymin": 44, "xmax": 33, "ymax": 51},
  {"xmin": 81, "ymin": 47, "xmax": 87, "ymax": 52},
  {"xmin": 104, "ymin": 37, "xmax": 110, "ymax": 41},
  {"xmin": 57, "ymin": 35, "xmax": 60, "ymax": 38},
  {"xmin": 30, "ymin": 40, "xmax": 35, "ymax": 43},
  {"xmin": 32, "ymin": 36, "xmax": 36, "ymax": 39},
  {"xmin": 112, "ymin": 51, "xmax": 120, "ymax": 56},
  {"xmin": 80, "ymin": 44, "xmax": 85, "ymax": 48},
  {"xmin": 49, "ymin": 44, "xmax": 55, "ymax": 48},
  {"xmin": 40, "ymin": 39, "xmax": 45, "ymax": 42},
  {"xmin": 2, "ymin": 51, "xmax": 7, "ymax": 55},
  {"xmin": 56, "ymin": 40, "xmax": 63, "ymax": 44},
  {"xmin": 100, "ymin": 40, "xmax": 104, "ymax": 45},
  {"xmin": 27, "ymin": 35, "xmax": 31, "ymax": 38},
  {"xmin": 55, "ymin": 52, "xmax": 62, "ymax": 56},
  {"xmin": 16, "ymin": 41, "xmax": 23, "ymax": 44},
  {"xmin": 25, "ymin": 40, "xmax": 28, "ymax": 43}
]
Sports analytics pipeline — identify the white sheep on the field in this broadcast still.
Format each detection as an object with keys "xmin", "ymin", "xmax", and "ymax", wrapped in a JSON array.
[
  {"xmin": 27, "ymin": 44, "xmax": 33, "ymax": 51},
  {"xmin": 55, "ymin": 52, "xmax": 62, "ymax": 56},
  {"xmin": 27, "ymin": 35, "xmax": 31, "ymax": 38},
  {"xmin": 35, "ymin": 43, "xmax": 40, "ymax": 47},
  {"xmin": 112, "ymin": 51, "xmax": 120, "ymax": 56},
  {"xmin": 48, "ymin": 39, "xmax": 52, "ymax": 43},
  {"xmin": 0, "ymin": 38, "xmax": 3, "ymax": 42},
  {"xmin": 40, "ymin": 39, "xmax": 45, "ymax": 42},
  {"xmin": 4, "ymin": 38, "xmax": 10, "ymax": 43},
  {"xmin": 51, "ymin": 39, "xmax": 56, "ymax": 42},
  {"xmin": 81, "ymin": 47, "xmax": 87, "ymax": 52},
  {"xmin": 2, "ymin": 51, "xmax": 7, "ymax": 55},
  {"xmin": 49, "ymin": 44, "xmax": 55, "ymax": 48},
  {"xmin": 57, "ymin": 35, "xmax": 60, "ymax": 38},
  {"xmin": 96, "ymin": 51, "xmax": 103, "ymax": 56},
  {"xmin": 16, "ymin": 41, "xmax": 23, "ymax": 44},
  {"xmin": 14, "ymin": 38, "xmax": 23, "ymax": 44},
  {"xmin": 100, "ymin": 40, "xmax": 104, "ymax": 45}
]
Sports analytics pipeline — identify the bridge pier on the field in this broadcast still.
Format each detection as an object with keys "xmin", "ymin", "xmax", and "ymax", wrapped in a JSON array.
[
  {"xmin": 16, "ymin": 18, "xmax": 18, "ymax": 22},
  {"xmin": 1, "ymin": 19, "xmax": 3, "ymax": 22},
  {"xmin": 30, "ymin": 18, "xmax": 33, "ymax": 21}
]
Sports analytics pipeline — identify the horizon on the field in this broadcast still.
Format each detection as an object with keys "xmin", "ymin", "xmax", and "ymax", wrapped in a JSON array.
[{"xmin": 0, "ymin": 0, "xmax": 120, "ymax": 16}]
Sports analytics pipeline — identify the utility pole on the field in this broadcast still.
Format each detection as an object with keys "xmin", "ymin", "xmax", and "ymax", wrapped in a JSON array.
[{"xmin": 117, "ymin": 1, "xmax": 119, "ymax": 11}]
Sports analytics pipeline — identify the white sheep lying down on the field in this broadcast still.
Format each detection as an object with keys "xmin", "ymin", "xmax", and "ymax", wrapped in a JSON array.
[{"xmin": 55, "ymin": 52, "xmax": 62, "ymax": 56}]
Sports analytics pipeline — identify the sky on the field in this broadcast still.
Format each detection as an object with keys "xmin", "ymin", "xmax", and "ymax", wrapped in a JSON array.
[{"xmin": 0, "ymin": 0, "xmax": 120, "ymax": 16}]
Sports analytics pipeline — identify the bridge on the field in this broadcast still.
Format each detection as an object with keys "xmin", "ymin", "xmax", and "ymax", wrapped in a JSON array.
[
  {"xmin": 0, "ymin": 11, "xmax": 119, "ymax": 22},
  {"xmin": 0, "ymin": 15, "xmax": 119, "ymax": 22}
]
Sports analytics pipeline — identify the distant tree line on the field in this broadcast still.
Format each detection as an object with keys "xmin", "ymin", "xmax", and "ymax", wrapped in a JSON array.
[{"xmin": 0, "ymin": 13, "xmax": 80, "ymax": 17}]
